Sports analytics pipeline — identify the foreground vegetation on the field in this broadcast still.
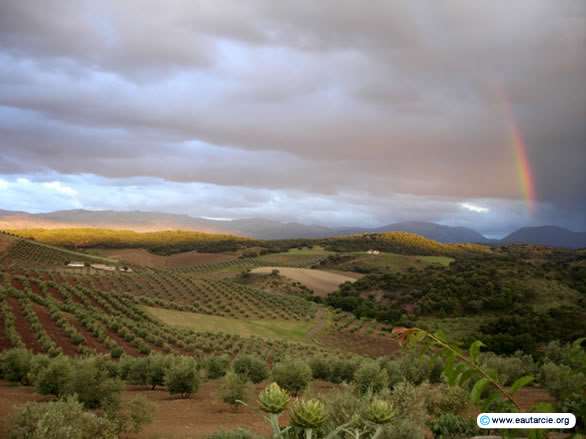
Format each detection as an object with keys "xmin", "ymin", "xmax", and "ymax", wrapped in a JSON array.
[{"xmin": 1, "ymin": 331, "xmax": 584, "ymax": 438}]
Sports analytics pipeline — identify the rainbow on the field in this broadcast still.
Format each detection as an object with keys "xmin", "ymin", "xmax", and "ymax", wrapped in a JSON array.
[
  {"xmin": 498, "ymin": 91, "xmax": 537, "ymax": 214},
  {"xmin": 510, "ymin": 122, "xmax": 536, "ymax": 214}
]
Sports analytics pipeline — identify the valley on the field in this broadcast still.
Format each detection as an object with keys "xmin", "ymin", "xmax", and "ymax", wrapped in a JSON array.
[{"xmin": 0, "ymin": 228, "xmax": 584, "ymax": 438}]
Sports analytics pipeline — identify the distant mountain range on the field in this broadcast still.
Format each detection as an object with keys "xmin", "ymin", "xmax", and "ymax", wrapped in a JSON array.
[
  {"xmin": 0, "ymin": 209, "xmax": 584, "ymax": 248},
  {"xmin": 501, "ymin": 225, "xmax": 586, "ymax": 249}
]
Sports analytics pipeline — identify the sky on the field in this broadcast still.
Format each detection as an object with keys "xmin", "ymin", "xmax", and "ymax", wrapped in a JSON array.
[{"xmin": 0, "ymin": 1, "xmax": 585, "ymax": 237}]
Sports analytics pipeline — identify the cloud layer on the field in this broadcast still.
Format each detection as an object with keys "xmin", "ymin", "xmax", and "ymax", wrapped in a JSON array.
[{"xmin": 0, "ymin": 1, "xmax": 584, "ymax": 234}]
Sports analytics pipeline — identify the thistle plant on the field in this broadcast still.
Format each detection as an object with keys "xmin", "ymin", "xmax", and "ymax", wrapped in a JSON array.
[
  {"xmin": 290, "ymin": 398, "xmax": 328, "ymax": 438},
  {"xmin": 363, "ymin": 399, "xmax": 394, "ymax": 426},
  {"xmin": 362, "ymin": 399, "xmax": 394, "ymax": 439},
  {"xmin": 258, "ymin": 383, "xmax": 290, "ymax": 438}
]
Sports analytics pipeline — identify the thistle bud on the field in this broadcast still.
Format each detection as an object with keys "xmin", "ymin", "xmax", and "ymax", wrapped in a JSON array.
[
  {"xmin": 289, "ymin": 399, "xmax": 327, "ymax": 429},
  {"xmin": 364, "ymin": 399, "xmax": 394, "ymax": 425},
  {"xmin": 258, "ymin": 382, "xmax": 290, "ymax": 414}
]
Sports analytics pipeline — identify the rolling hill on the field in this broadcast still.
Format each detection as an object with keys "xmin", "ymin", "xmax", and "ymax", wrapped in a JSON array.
[{"xmin": 503, "ymin": 226, "xmax": 586, "ymax": 249}]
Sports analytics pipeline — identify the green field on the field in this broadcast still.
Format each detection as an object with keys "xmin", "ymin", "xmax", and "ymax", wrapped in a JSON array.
[
  {"xmin": 284, "ymin": 246, "xmax": 334, "ymax": 255},
  {"xmin": 144, "ymin": 306, "xmax": 314, "ymax": 342}
]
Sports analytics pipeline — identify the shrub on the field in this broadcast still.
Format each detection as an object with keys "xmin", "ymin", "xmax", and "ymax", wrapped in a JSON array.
[
  {"xmin": 206, "ymin": 355, "xmax": 230, "ymax": 379},
  {"xmin": 541, "ymin": 361, "xmax": 586, "ymax": 400},
  {"xmin": 220, "ymin": 371, "xmax": 250, "ymax": 409},
  {"xmin": 382, "ymin": 350, "xmax": 443, "ymax": 386},
  {"xmin": 322, "ymin": 384, "xmax": 362, "ymax": 428},
  {"xmin": 126, "ymin": 357, "xmax": 149, "ymax": 385},
  {"xmin": 8, "ymin": 396, "xmax": 116, "ymax": 439},
  {"xmin": 65, "ymin": 358, "xmax": 123, "ymax": 409},
  {"xmin": 328, "ymin": 358, "xmax": 358, "ymax": 384},
  {"xmin": 165, "ymin": 357, "xmax": 200, "ymax": 398},
  {"xmin": 146, "ymin": 353, "xmax": 170, "ymax": 390},
  {"xmin": 35, "ymin": 356, "xmax": 72, "ymax": 397},
  {"xmin": 233, "ymin": 355, "xmax": 268, "ymax": 384},
  {"xmin": 0, "ymin": 349, "xmax": 33, "ymax": 384},
  {"xmin": 422, "ymin": 384, "xmax": 469, "ymax": 417},
  {"xmin": 308, "ymin": 357, "xmax": 331, "ymax": 380},
  {"xmin": 353, "ymin": 362, "xmax": 389, "ymax": 395},
  {"xmin": 107, "ymin": 395, "xmax": 155, "ymax": 435},
  {"xmin": 110, "ymin": 346, "xmax": 124, "ymax": 359},
  {"xmin": 272, "ymin": 359, "xmax": 312, "ymax": 395},
  {"xmin": 24, "ymin": 354, "xmax": 51, "ymax": 386},
  {"xmin": 428, "ymin": 413, "xmax": 480, "ymax": 439},
  {"xmin": 478, "ymin": 351, "xmax": 537, "ymax": 386},
  {"xmin": 543, "ymin": 340, "xmax": 586, "ymax": 374}
]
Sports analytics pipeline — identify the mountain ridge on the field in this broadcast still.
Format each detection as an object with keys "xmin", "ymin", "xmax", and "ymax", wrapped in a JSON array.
[{"xmin": 0, "ymin": 208, "xmax": 584, "ymax": 248}]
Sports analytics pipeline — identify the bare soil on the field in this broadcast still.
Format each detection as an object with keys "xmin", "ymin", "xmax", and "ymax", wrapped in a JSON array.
[
  {"xmin": 95, "ymin": 248, "xmax": 236, "ymax": 268},
  {"xmin": 32, "ymin": 303, "xmax": 79, "ymax": 356},
  {"xmin": 251, "ymin": 267, "xmax": 357, "ymax": 296},
  {"xmin": 65, "ymin": 315, "xmax": 110, "ymax": 354},
  {"xmin": 318, "ymin": 329, "xmax": 400, "ymax": 357},
  {"xmin": 0, "ymin": 378, "xmax": 559, "ymax": 439},
  {"xmin": 6, "ymin": 298, "xmax": 43, "ymax": 354},
  {"xmin": 0, "ymin": 381, "xmax": 45, "ymax": 438},
  {"xmin": 0, "ymin": 379, "xmax": 337, "ymax": 439}
]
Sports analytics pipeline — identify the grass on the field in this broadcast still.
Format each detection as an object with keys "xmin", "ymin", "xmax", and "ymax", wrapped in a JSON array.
[
  {"xmin": 143, "ymin": 306, "xmax": 313, "ymax": 342},
  {"xmin": 285, "ymin": 246, "xmax": 334, "ymax": 255}
]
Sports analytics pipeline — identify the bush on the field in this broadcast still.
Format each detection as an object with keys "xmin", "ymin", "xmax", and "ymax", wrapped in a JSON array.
[
  {"xmin": 0, "ymin": 349, "xmax": 33, "ymax": 384},
  {"xmin": 541, "ymin": 361, "xmax": 586, "ymax": 400},
  {"xmin": 233, "ymin": 355, "xmax": 268, "ymax": 384},
  {"xmin": 35, "ymin": 356, "xmax": 72, "ymax": 397},
  {"xmin": 147, "ymin": 353, "xmax": 170, "ymax": 390},
  {"xmin": 428, "ymin": 413, "xmax": 480, "ymax": 439},
  {"xmin": 165, "ymin": 357, "xmax": 200, "ymax": 398},
  {"xmin": 272, "ymin": 359, "xmax": 312, "ymax": 395},
  {"xmin": 24, "ymin": 354, "xmax": 51, "ymax": 387},
  {"xmin": 206, "ymin": 355, "xmax": 230, "ymax": 379},
  {"xmin": 107, "ymin": 395, "xmax": 155, "ymax": 435},
  {"xmin": 328, "ymin": 358, "xmax": 358, "ymax": 384},
  {"xmin": 543, "ymin": 340, "xmax": 586, "ymax": 374},
  {"xmin": 65, "ymin": 358, "xmax": 123, "ymax": 409},
  {"xmin": 220, "ymin": 371, "xmax": 250, "ymax": 409},
  {"xmin": 8, "ymin": 396, "xmax": 116, "ymax": 439},
  {"xmin": 422, "ymin": 384, "xmax": 469, "ymax": 417},
  {"xmin": 478, "ymin": 351, "xmax": 537, "ymax": 386},
  {"xmin": 308, "ymin": 357, "xmax": 331, "ymax": 380},
  {"xmin": 126, "ymin": 357, "xmax": 149, "ymax": 386},
  {"xmin": 382, "ymin": 350, "xmax": 443, "ymax": 386},
  {"xmin": 353, "ymin": 362, "xmax": 389, "ymax": 395}
]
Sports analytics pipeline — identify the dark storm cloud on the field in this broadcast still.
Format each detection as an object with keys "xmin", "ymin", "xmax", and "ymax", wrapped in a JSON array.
[{"xmin": 0, "ymin": 0, "xmax": 584, "ymax": 231}]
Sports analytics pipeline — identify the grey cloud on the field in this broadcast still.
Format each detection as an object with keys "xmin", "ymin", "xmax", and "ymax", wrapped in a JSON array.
[{"xmin": 0, "ymin": 0, "xmax": 584, "ymax": 231}]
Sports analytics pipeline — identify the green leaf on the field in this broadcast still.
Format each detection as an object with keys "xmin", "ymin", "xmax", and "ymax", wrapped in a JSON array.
[
  {"xmin": 409, "ymin": 329, "xmax": 427, "ymax": 345},
  {"xmin": 470, "ymin": 378, "xmax": 490, "ymax": 403},
  {"xmin": 468, "ymin": 340, "xmax": 485, "ymax": 363},
  {"xmin": 511, "ymin": 375, "xmax": 534, "ymax": 394},
  {"xmin": 572, "ymin": 337, "xmax": 585, "ymax": 349},
  {"xmin": 456, "ymin": 368, "xmax": 478, "ymax": 386}
]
